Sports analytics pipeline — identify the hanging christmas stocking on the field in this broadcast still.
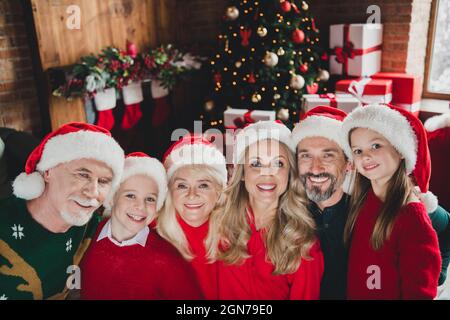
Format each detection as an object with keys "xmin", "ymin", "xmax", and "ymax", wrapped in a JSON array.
[
  {"xmin": 151, "ymin": 80, "xmax": 171, "ymax": 127},
  {"xmin": 121, "ymin": 81, "xmax": 144, "ymax": 130},
  {"xmin": 94, "ymin": 88, "xmax": 117, "ymax": 131}
]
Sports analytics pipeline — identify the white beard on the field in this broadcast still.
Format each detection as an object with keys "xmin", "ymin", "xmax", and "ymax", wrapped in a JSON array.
[{"xmin": 60, "ymin": 210, "xmax": 94, "ymax": 227}]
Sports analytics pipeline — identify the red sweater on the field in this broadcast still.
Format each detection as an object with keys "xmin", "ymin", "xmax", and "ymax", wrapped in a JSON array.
[
  {"xmin": 217, "ymin": 208, "xmax": 324, "ymax": 300},
  {"xmin": 177, "ymin": 215, "xmax": 218, "ymax": 300},
  {"xmin": 80, "ymin": 219, "xmax": 203, "ymax": 300},
  {"xmin": 347, "ymin": 189, "xmax": 441, "ymax": 300}
]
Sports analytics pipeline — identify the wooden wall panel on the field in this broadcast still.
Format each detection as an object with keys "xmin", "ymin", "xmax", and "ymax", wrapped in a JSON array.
[{"xmin": 29, "ymin": 0, "xmax": 176, "ymax": 130}]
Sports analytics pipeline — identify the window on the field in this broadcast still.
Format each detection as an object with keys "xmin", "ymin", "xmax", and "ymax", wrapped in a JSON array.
[{"xmin": 424, "ymin": 0, "xmax": 450, "ymax": 99}]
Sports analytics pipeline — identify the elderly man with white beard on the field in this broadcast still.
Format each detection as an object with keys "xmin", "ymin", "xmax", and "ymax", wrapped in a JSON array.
[
  {"xmin": 291, "ymin": 106, "xmax": 450, "ymax": 300},
  {"xmin": 0, "ymin": 123, "xmax": 124, "ymax": 300}
]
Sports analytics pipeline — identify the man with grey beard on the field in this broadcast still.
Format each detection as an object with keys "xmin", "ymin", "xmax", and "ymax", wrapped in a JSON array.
[
  {"xmin": 292, "ymin": 106, "xmax": 450, "ymax": 299},
  {"xmin": 0, "ymin": 123, "xmax": 124, "ymax": 300}
]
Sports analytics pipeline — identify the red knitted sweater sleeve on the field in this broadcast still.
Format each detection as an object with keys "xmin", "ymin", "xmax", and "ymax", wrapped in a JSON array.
[
  {"xmin": 152, "ymin": 238, "xmax": 205, "ymax": 300},
  {"xmin": 397, "ymin": 203, "xmax": 441, "ymax": 299},
  {"xmin": 289, "ymin": 240, "xmax": 324, "ymax": 300}
]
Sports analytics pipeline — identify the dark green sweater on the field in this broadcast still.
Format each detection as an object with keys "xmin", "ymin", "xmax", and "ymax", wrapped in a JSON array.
[{"xmin": 0, "ymin": 196, "xmax": 100, "ymax": 300}]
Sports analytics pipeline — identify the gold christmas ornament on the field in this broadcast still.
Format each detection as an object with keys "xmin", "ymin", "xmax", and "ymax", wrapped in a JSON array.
[
  {"xmin": 264, "ymin": 52, "xmax": 279, "ymax": 67},
  {"xmin": 235, "ymin": 61, "xmax": 242, "ymax": 68},
  {"xmin": 226, "ymin": 6, "xmax": 239, "ymax": 21},
  {"xmin": 290, "ymin": 74, "xmax": 305, "ymax": 90},
  {"xmin": 289, "ymin": 60, "xmax": 295, "ymax": 66},
  {"xmin": 252, "ymin": 93, "xmax": 262, "ymax": 103},
  {"xmin": 257, "ymin": 26, "xmax": 268, "ymax": 37},
  {"xmin": 277, "ymin": 47, "xmax": 285, "ymax": 56},
  {"xmin": 277, "ymin": 108, "xmax": 290, "ymax": 121},
  {"xmin": 274, "ymin": 94, "xmax": 281, "ymax": 100},
  {"xmin": 204, "ymin": 100, "xmax": 215, "ymax": 112}
]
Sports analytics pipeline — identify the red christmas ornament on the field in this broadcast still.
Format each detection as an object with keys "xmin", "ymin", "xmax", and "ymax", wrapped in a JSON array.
[
  {"xmin": 321, "ymin": 52, "xmax": 329, "ymax": 61},
  {"xmin": 280, "ymin": 1, "xmax": 292, "ymax": 12},
  {"xmin": 248, "ymin": 72, "xmax": 256, "ymax": 84},
  {"xmin": 292, "ymin": 29, "xmax": 305, "ymax": 44},
  {"xmin": 311, "ymin": 18, "xmax": 318, "ymax": 32},
  {"xmin": 299, "ymin": 63, "xmax": 309, "ymax": 73},
  {"xmin": 291, "ymin": 3, "xmax": 300, "ymax": 14},
  {"xmin": 306, "ymin": 83, "xmax": 319, "ymax": 94},
  {"xmin": 214, "ymin": 73, "xmax": 222, "ymax": 83},
  {"xmin": 126, "ymin": 41, "xmax": 138, "ymax": 58}
]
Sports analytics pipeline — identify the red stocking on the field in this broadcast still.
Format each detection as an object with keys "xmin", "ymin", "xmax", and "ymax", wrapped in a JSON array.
[
  {"xmin": 151, "ymin": 80, "xmax": 171, "ymax": 127},
  {"xmin": 121, "ymin": 82, "xmax": 144, "ymax": 130},
  {"xmin": 94, "ymin": 88, "xmax": 117, "ymax": 131},
  {"xmin": 97, "ymin": 109, "xmax": 115, "ymax": 131},
  {"xmin": 121, "ymin": 103, "xmax": 143, "ymax": 130}
]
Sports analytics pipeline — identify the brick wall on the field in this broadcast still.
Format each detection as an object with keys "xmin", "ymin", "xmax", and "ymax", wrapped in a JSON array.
[{"xmin": 0, "ymin": 0, "xmax": 41, "ymax": 135}]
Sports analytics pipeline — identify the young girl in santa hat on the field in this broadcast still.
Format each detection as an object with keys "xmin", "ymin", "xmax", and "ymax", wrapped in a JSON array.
[
  {"xmin": 157, "ymin": 134, "xmax": 227, "ymax": 300},
  {"xmin": 207, "ymin": 121, "xmax": 324, "ymax": 300},
  {"xmin": 342, "ymin": 104, "xmax": 441, "ymax": 299},
  {"xmin": 80, "ymin": 152, "xmax": 203, "ymax": 300}
]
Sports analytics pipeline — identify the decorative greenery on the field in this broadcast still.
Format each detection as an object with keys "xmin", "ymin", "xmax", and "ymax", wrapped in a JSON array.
[{"xmin": 53, "ymin": 44, "xmax": 203, "ymax": 100}]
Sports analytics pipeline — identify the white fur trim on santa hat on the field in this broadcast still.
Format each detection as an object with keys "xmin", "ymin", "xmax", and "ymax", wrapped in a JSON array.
[
  {"xmin": 13, "ymin": 130, "xmax": 124, "ymax": 201},
  {"xmin": 234, "ymin": 121, "xmax": 294, "ymax": 165},
  {"xmin": 104, "ymin": 156, "xmax": 168, "ymax": 213},
  {"xmin": 341, "ymin": 104, "xmax": 418, "ymax": 174},
  {"xmin": 12, "ymin": 172, "xmax": 45, "ymax": 201},
  {"xmin": 165, "ymin": 143, "xmax": 227, "ymax": 186},
  {"xmin": 424, "ymin": 113, "xmax": 450, "ymax": 132},
  {"xmin": 291, "ymin": 115, "xmax": 347, "ymax": 153},
  {"xmin": 0, "ymin": 137, "xmax": 4, "ymax": 159},
  {"xmin": 415, "ymin": 186, "xmax": 438, "ymax": 213}
]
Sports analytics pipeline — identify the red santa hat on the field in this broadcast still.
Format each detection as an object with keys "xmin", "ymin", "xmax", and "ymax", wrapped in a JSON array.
[
  {"xmin": 424, "ymin": 113, "xmax": 450, "ymax": 132},
  {"xmin": 13, "ymin": 122, "xmax": 125, "ymax": 201},
  {"xmin": 105, "ymin": 152, "xmax": 168, "ymax": 212},
  {"xmin": 291, "ymin": 106, "xmax": 348, "ymax": 152},
  {"xmin": 163, "ymin": 134, "xmax": 227, "ymax": 186},
  {"xmin": 341, "ymin": 104, "xmax": 438, "ymax": 212},
  {"xmin": 234, "ymin": 120, "xmax": 294, "ymax": 165}
]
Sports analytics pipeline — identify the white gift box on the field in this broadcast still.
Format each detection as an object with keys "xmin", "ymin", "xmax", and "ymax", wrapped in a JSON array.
[
  {"xmin": 336, "ymin": 78, "xmax": 393, "ymax": 104},
  {"xmin": 122, "ymin": 82, "xmax": 143, "ymax": 105},
  {"xmin": 224, "ymin": 108, "xmax": 276, "ymax": 129},
  {"xmin": 302, "ymin": 94, "xmax": 362, "ymax": 114},
  {"xmin": 329, "ymin": 24, "xmax": 383, "ymax": 77},
  {"xmin": 94, "ymin": 88, "xmax": 117, "ymax": 111},
  {"xmin": 223, "ymin": 108, "xmax": 276, "ymax": 164}
]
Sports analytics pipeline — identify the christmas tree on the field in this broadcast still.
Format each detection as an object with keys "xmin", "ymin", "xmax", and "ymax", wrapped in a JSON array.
[{"xmin": 202, "ymin": 0, "xmax": 330, "ymax": 129}]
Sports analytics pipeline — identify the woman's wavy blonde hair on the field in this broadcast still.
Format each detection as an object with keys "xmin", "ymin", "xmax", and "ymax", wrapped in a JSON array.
[
  {"xmin": 156, "ymin": 164, "xmax": 224, "ymax": 260},
  {"xmin": 206, "ymin": 140, "xmax": 317, "ymax": 275}
]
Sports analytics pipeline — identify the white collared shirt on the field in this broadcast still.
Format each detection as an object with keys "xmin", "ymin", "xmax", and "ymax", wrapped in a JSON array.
[{"xmin": 97, "ymin": 219, "xmax": 149, "ymax": 247}]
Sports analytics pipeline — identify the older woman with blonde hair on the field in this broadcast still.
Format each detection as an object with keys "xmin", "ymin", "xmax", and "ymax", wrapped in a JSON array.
[
  {"xmin": 157, "ymin": 135, "xmax": 228, "ymax": 300},
  {"xmin": 206, "ymin": 121, "xmax": 324, "ymax": 300}
]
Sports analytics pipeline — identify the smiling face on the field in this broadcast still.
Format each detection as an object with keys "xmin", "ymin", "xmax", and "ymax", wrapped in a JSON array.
[
  {"xmin": 111, "ymin": 174, "xmax": 159, "ymax": 242},
  {"xmin": 44, "ymin": 158, "xmax": 113, "ymax": 226},
  {"xmin": 170, "ymin": 165, "xmax": 221, "ymax": 227},
  {"xmin": 350, "ymin": 128, "xmax": 403, "ymax": 187},
  {"xmin": 243, "ymin": 139, "xmax": 290, "ymax": 206},
  {"xmin": 297, "ymin": 137, "xmax": 350, "ymax": 204}
]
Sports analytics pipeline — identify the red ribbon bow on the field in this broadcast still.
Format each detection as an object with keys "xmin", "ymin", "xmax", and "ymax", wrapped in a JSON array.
[
  {"xmin": 333, "ymin": 25, "xmax": 382, "ymax": 75},
  {"xmin": 240, "ymin": 29, "xmax": 252, "ymax": 47},
  {"xmin": 319, "ymin": 93, "xmax": 338, "ymax": 108},
  {"xmin": 226, "ymin": 111, "xmax": 256, "ymax": 130}
]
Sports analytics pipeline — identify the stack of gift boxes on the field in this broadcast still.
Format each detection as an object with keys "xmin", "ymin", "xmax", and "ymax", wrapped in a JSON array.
[{"xmin": 302, "ymin": 23, "xmax": 423, "ymax": 117}]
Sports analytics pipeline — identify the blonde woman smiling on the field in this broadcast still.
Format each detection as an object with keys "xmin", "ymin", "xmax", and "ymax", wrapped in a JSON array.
[
  {"xmin": 207, "ymin": 121, "xmax": 324, "ymax": 300},
  {"xmin": 157, "ymin": 135, "xmax": 227, "ymax": 300}
]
